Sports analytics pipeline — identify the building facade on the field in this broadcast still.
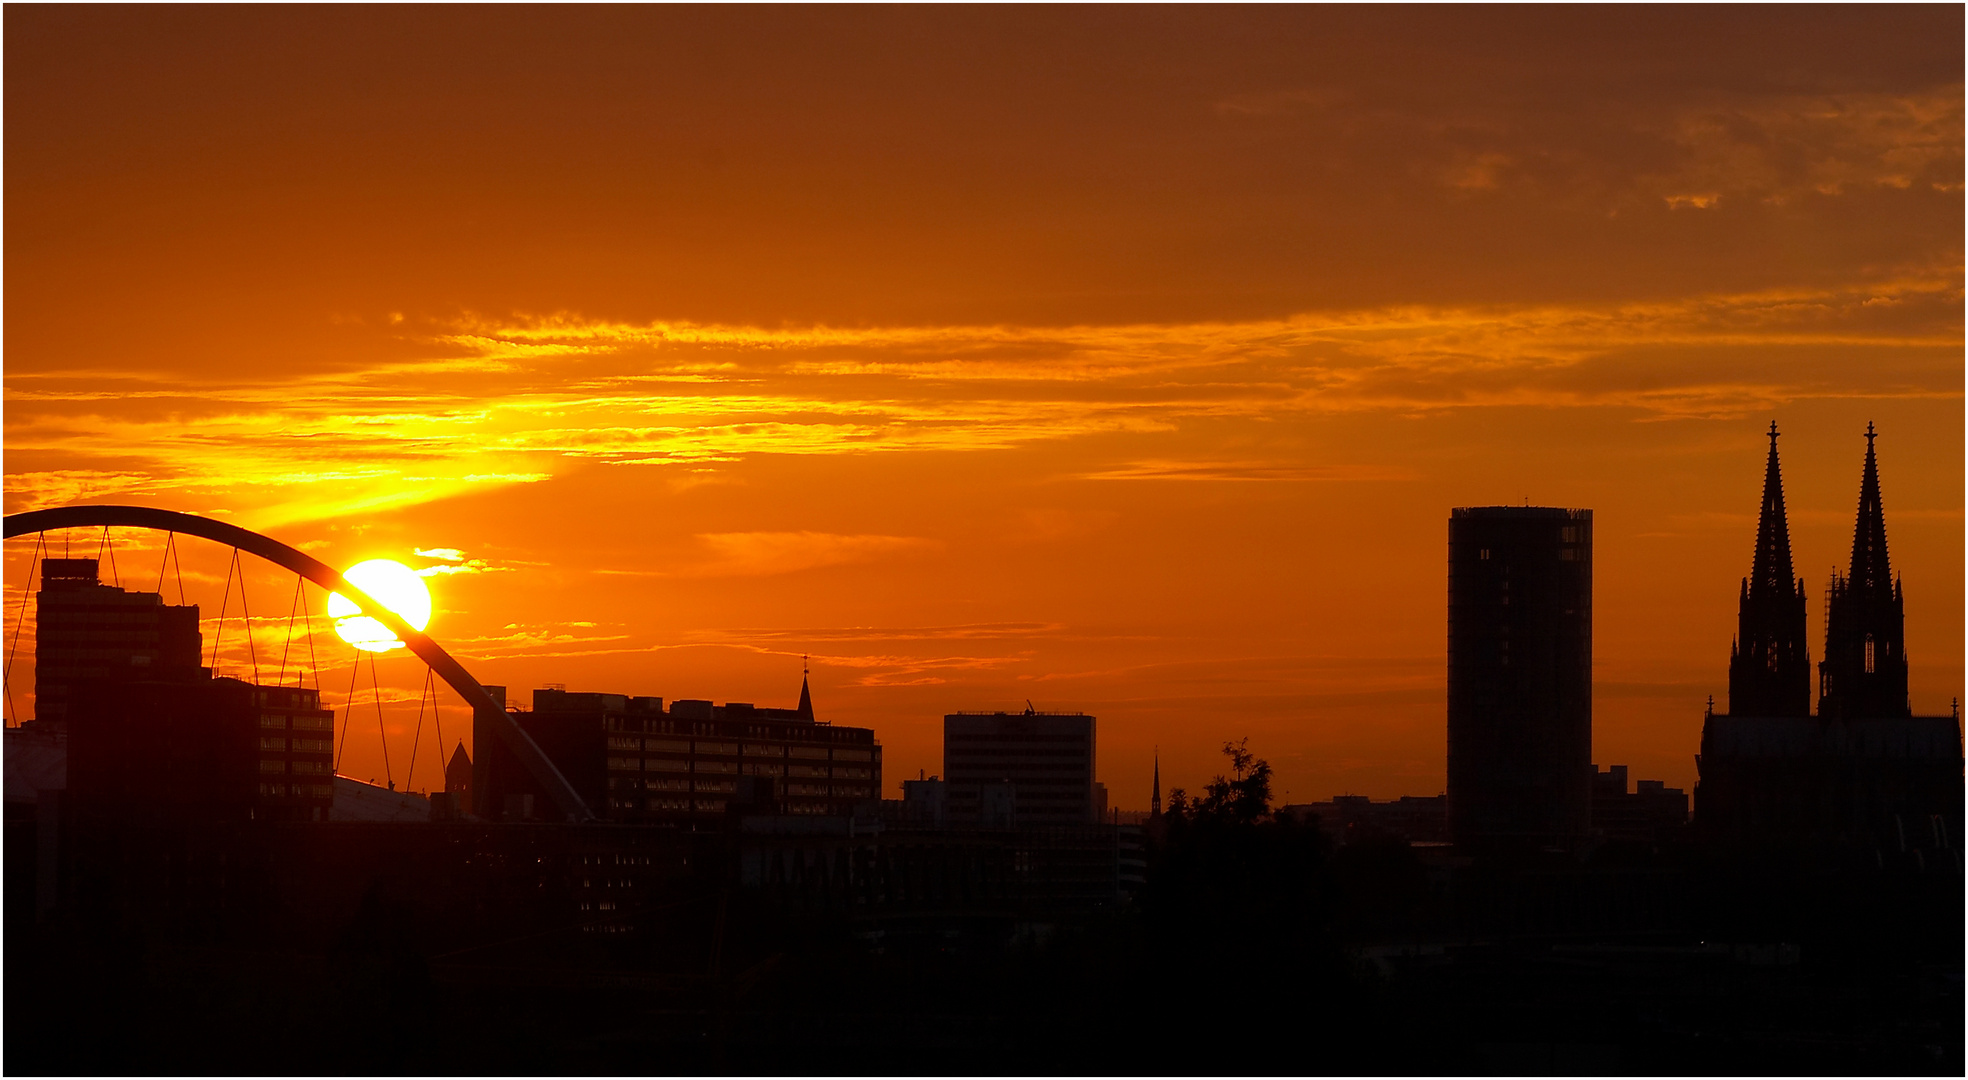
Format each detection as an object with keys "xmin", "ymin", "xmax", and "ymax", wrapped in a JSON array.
[
  {"xmin": 33, "ymin": 557, "xmax": 202, "ymax": 724},
  {"xmin": 69, "ymin": 676, "xmax": 335, "ymax": 823},
  {"xmin": 479, "ymin": 676, "xmax": 881, "ymax": 823},
  {"xmin": 33, "ymin": 556, "xmax": 333, "ymax": 824},
  {"xmin": 943, "ymin": 709, "xmax": 1098, "ymax": 827},
  {"xmin": 1446, "ymin": 506, "xmax": 1593, "ymax": 847}
]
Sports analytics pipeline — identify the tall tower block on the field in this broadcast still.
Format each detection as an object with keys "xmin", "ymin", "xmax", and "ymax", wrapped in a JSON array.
[
  {"xmin": 1726, "ymin": 423, "xmax": 1811, "ymax": 717},
  {"xmin": 1447, "ymin": 506, "xmax": 1593, "ymax": 847}
]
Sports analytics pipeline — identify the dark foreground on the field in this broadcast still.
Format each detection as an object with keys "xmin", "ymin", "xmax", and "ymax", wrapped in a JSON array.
[{"xmin": 7, "ymin": 820, "xmax": 1960, "ymax": 1075}]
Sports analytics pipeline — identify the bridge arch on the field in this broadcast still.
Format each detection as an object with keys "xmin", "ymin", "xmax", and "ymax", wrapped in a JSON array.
[{"xmin": 4, "ymin": 504, "xmax": 593, "ymax": 821}]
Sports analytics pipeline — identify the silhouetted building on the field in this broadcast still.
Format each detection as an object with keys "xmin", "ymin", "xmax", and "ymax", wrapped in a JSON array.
[
  {"xmin": 33, "ymin": 557, "xmax": 202, "ymax": 724},
  {"xmin": 944, "ymin": 708, "xmax": 1098, "ymax": 826},
  {"xmin": 34, "ymin": 558, "xmax": 331, "ymax": 823},
  {"xmin": 1818, "ymin": 423, "xmax": 1910, "ymax": 719},
  {"xmin": 1589, "ymin": 765, "xmax": 1688, "ymax": 846},
  {"xmin": 480, "ymin": 673, "xmax": 880, "ymax": 823},
  {"xmin": 69, "ymin": 676, "xmax": 334, "ymax": 823},
  {"xmin": 1282, "ymin": 794, "xmax": 1448, "ymax": 845},
  {"xmin": 1698, "ymin": 425, "xmax": 1962, "ymax": 857},
  {"xmin": 1728, "ymin": 424, "xmax": 1811, "ymax": 718},
  {"xmin": 899, "ymin": 775, "xmax": 948, "ymax": 826},
  {"xmin": 1447, "ymin": 506, "xmax": 1593, "ymax": 847},
  {"xmin": 444, "ymin": 742, "xmax": 473, "ymax": 814}
]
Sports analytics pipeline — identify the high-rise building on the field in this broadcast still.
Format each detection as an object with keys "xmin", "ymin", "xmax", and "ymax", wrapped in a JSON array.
[
  {"xmin": 1726, "ymin": 424, "xmax": 1811, "ymax": 718},
  {"xmin": 1446, "ymin": 506, "xmax": 1593, "ymax": 847},
  {"xmin": 33, "ymin": 557, "xmax": 202, "ymax": 723},
  {"xmin": 36, "ymin": 558, "xmax": 332, "ymax": 822},
  {"xmin": 943, "ymin": 708, "xmax": 1098, "ymax": 826},
  {"xmin": 1818, "ymin": 423, "xmax": 1911, "ymax": 719}
]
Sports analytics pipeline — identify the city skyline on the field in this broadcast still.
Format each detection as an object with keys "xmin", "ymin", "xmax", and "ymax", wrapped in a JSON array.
[{"xmin": 6, "ymin": 7, "xmax": 1962, "ymax": 805}]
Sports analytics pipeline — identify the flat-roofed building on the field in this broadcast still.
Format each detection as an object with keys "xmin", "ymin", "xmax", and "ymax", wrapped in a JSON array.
[
  {"xmin": 69, "ymin": 677, "xmax": 335, "ymax": 823},
  {"xmin": 943, "ymin": 708, "xmax": 1097, "ymax": 827},
  {"xmin": 479, "ymin": 675, "xmax": 881, "ymax": 823}
]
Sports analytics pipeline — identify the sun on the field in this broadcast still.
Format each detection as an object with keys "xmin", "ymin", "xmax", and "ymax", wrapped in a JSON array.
[{"xmin": 328, "ymin": 559, "xmax": 433, "ymax": 652}]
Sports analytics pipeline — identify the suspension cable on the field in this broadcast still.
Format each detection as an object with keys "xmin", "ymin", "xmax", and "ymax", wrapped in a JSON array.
[
  {"xmin": 431, "ymin": 675, "xmax": 448, "ymax": 790},
  {"xmin": 301, "ymin": 584, "xmax": 320, "ymax": 691},
  {"xmin": 210, "ymin": 545, "xmax": 236, "ymax": 671},
  {"xmin": 97, "ymin": 525, "xmax": 121, "ymax": 587},
  {"xmin": 4, "ymin": 534, "xmax": 47, "ymax": 727},
  {"xmin": 167, "ymin": 533, "xmax": 186, "ymax": 605},
  {"xmin": 371, "ymin": 651, "xmax": 393, "ymax": 790},
  {"xmin": 234, "ymin": 549, "xmax": 259, "ymax": 684},
  {"xmin": 335, "ymin": 651, "xmax": 361, "ymax": 774},
  {"xmin": 406, "ymin": 666, "xmax": 433, "ymax": 793},
  {"xmin": 277, "ymin": 575, "xmax": 302, "ymax": 687}
]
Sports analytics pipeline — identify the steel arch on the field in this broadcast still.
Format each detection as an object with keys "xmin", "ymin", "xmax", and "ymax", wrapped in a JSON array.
[{"xmin": 4, "ymin": 504, "xmax": 593, "ymax": 822}]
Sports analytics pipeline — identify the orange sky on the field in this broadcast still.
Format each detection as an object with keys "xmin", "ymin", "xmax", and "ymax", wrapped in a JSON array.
[{"xmin": 6, "ymin": 7, "xmax": 1962, "ymax": 805}]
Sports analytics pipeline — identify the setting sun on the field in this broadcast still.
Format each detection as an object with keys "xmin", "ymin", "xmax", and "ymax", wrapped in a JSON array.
[{"xmin": 327, "ymin": 559, "xmax": 433, "ymax": 652}]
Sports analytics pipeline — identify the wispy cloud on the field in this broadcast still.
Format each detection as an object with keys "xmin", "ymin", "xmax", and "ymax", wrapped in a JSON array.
[
  {"xmin": 689, "ymin": 532, "xmax": 940, "ymax": 578},
  {"xmin": 6, "ymin": 275, "xmax": 1957, "ymax": 523}
]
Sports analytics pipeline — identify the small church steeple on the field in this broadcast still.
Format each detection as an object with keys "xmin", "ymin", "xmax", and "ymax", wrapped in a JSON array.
[
  {"xmin": 796, "ymin": 654, "xmax": 814, "ymax": 721},
  {"xmin": 1726, "ymin": 422, "xmax": 1811, "ymax": 717},
  {"xmin": 1149, "ymin": 748, "xmax": 1162, "ymax": 819},
  {"xmin": 1819, "ymin": 422, "xmax": 1911, "ymax": 718}
]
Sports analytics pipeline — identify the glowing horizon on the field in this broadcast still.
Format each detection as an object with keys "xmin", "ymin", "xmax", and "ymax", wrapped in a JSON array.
[{"xmin": 5, "ymin": 7, "xmax": 1961, "ymax": 804}]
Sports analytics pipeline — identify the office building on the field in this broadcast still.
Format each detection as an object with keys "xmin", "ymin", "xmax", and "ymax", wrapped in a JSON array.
[
  {"xmin": 479, "ymin": 674, "xmax": 880, "ymax": 822},
  {"xmin": 1446, "ymin": 506, "xmax": 1593, "ymax": 847},
  {"xmin": 33, "ymin": 557, "xmax": 202, "ymax": 724},
  {"xmin": 69, "ymin": 676, "xmax": 335, "ymax": 823},
  {"xmin": 31, "ymin": 557, "xmax": 332, "ymax": 823},
  {"xmin": 943, "ymin": 708, "xmax": 1098, "ymax": 826}
]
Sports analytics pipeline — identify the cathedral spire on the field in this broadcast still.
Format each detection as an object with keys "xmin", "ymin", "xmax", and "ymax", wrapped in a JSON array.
[
  {"xmin": 1727, "ymin": 422, "xmax": 1810, "ymax": 717},
  {"xmin": 1149, "ymin": 748, "xmax": 1162, "ymax": 819},
  {"xmin": 1819, "ymin": 422, "xmax": 1910, "ymax": 718},
  {"xmin": 1848, "ymin": 421, "xmax": 1892, "ymax": 595},
  {"xmin": 1749, "ymin": 421, "xmax": 1798, "ymax": 599}
]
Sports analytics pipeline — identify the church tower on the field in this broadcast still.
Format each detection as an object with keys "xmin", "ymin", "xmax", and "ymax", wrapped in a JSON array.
[
  {"xmin": 1817, "ymin": 423, "xmax": 1910, "ymax": 719},
  {"xmin": 1726, "ymin": 423, "xmax": 1811, "ymax": 717},
  {"xmin": 796, "ymin": 654, "xmax": 814, "ymax": 721}
]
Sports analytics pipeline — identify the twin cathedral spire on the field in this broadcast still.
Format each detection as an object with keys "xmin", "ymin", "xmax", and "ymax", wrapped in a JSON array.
[
  {"xmin": 1728, "ymin": 423, "xmax": 1812, "ymax": 717},
  {"xmin": 1726, "ymin": 422, "xmax": 1910, "ymax": 719}
]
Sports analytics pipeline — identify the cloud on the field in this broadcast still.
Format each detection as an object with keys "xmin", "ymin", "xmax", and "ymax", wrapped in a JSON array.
[
  {"xmin": 1080, "ymin": 461, "xmax": 1415, "ymax": 482},
  {"xmin": 687, "ymin": 621, "xmax": 1069, "ymax": 643},
  {"xmin": 414, "ymin": 559, "xmax": 510, "ymax": 577},
  {"xmin": 687, "ymin": 532, "xmax": 940, "ymax": 578},
  {"xmin": 5, "ymin": 274, "xmax": 1957, "ymax": 523}
]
